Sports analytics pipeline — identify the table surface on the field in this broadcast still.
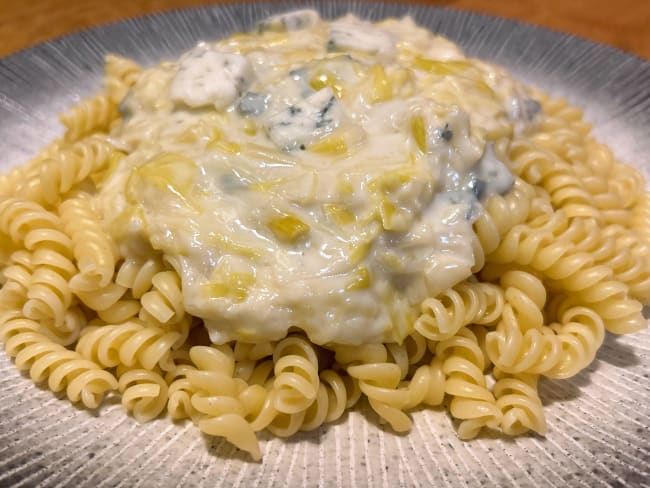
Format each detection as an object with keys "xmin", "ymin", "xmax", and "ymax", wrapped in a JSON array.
[{"xmin": 1, "ymin": 0, "xmax": 649, "ymax": 60}]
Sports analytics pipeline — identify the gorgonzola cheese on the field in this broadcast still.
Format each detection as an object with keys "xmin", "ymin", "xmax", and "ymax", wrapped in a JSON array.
[{"xmin": 170, "ymin": 48, "xmax": 254, "ymax": 110}]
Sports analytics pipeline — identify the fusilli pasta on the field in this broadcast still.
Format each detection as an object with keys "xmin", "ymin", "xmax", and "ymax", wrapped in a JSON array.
[{"xmin": 0, "ymin": 12, "xmax": 647, "ymax": 462}]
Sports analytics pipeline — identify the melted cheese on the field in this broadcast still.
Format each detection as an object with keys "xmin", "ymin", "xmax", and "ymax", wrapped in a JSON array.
[{"xmin": 100, "ymin": 12, "xmax": 534, "ymax": 345}]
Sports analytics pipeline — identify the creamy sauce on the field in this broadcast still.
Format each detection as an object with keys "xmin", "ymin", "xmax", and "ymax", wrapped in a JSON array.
[{"xmin": 99, "ymin": 11, "xmax": 535, "ymax": 345}]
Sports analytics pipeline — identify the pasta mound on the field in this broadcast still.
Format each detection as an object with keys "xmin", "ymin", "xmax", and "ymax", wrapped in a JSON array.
[{"xmin": 1, "ymin": 14, "xmax": 648, "ymax": 462}]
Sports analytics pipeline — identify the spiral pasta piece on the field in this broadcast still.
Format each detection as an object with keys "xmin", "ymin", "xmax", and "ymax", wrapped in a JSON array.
[
  {"xmin": 0, "ymin": 198, "xmax": 78, "ymax": 329},
  {"xmin": 187, "ymin": 345, "xmax": 262, "ymax": 460},
  {"xmin": 0, "ymin": 308, "xmax": 82, "ymax": 347},
  {"xmin": 343, "ymin": 343, "xmax": 446, "ymax": 432},
  {"xmin": 415, "ymin": 280, "xmax": 505, "ymax": 341},
  {"xmin": 2, "ymin": 311, "xmax": 117, "ymax": 408},
  {"xmin": 485, "ymin": 270, "xmax": 564, "ymax": 375},
  {"xmin": 60, "ymin": 93, "xmax": 120, "ymax": 143},
  {"xmin": 118, "ymin": 367, "xmax": 168, "ymax": 423},
  {"xmin": 0, "ymin": 198, "xmax": 61, "ymax": 243},
  {"xmin": 473, "ymin": 178, "xmax": 537, "ymax": 255},
  {"xmin": 486, "ymin": 303, "xmax": 561, "ymax": 376},
  {"xmin": 544, "ymin": 305, "xmax": 605, "ymax": 379},
  {"xmin": 165, "ymin": 363, "xmax": 199, "ymax": 420},
  {"xmin": 96, "ymin": 258, "xmax": 166, "ymax": 323},
  {"xmin": 0, "ymin": 139, "xmax": 64, "ymax": 199},
  {"xmin": 39, "ymin": 136, "xmax": 116, "ymax": 205},
  {"xmin": 270, "ymin": 335, "xmax": 320, "ymax": 414},
  {"xmin": 139, "ymin": 270, "xmax": 185, "ymax": 326},
  {"xmin": 571, "ymin": 219, "xmax": 650, "ymax": 303},
  {"xmin": 632, "ymin": 192, "xmax": 650, "ymax": 253},
  {"xmin": 436, "ymin": 327, "xmax": 501, "ymax": 439},
  {"xmin": 60, "ymin": 192, "xmax": 118, "ymax": 291},
  {"xmin": 509, "ymin": 140, "xmax": 601, "ymax": 221},
  {"xmin": 0, "ymin": 250, "xmax": 34, "ymax": 307},
  {"xmin": 116, "ymin": 257, "xmax": 164, "ymax": 299},
  {"xmin": 492, "ymin": 368, "xmax": 546, "ymax": 436},
  {"xmin": 75, "ymin": 320, "xmax": 182, "ymax": 371},
  {"xmin": 104, "ymin": 54, "xmax": 143, "ymax": 103}
]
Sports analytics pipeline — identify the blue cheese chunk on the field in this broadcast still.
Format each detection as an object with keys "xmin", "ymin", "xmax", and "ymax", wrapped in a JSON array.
[
  {"xmin": 258, "ymin": 9, "xmax": 321, "ymax": 32},
  {"xmin": 507, "ymin": 96, "xmax": 542, "ymax": 123},
  {"xmin": 474, "ymin": 143, "xmax": 515, "ymax": 197},
  {"xmin": 328, "ymin": 17, "xmax": 396, "ymax": 59},
  {"xmin": 237, "ymin": 92, "xmax": 270, "ymax": 116},
  {"xmin": 265, "ymin": 87, "xmax": 344, "ymax": 150},
  {"xmin": 170, "ymin": 47, "xmax": 254, "ymax": 110}
]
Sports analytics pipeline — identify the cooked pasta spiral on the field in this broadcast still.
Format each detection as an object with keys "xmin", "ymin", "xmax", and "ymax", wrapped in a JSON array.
[
  {"xmin": 485, "ymin": 271, "xmax": 562, "ymax": 375},
  {"xmin": 2, "ymin": 311, "xmax": 117, "ymax": 408},
  {"xmin": 139, "ymin": 270, "xmax": 185, "ymax": 326},
  {"xmin": 116, "ymin": 257, "xmax": 164, "ymax": 299},
  {"xmin": 104, "ymin": 54, "xmax": 143, "ymax": 103},
  {"xmin": 270, "ymin": 335, "xmax": 320, "ymax": 414},
  {"xmin": 0, "ymin": 139, "xmax": 64, "ymax": 199},
  {"xmin": 545, "ymin": 305, "xmax": 605, "ymax": 379},
  {"xmin": 165, "ymin": 362, "xmax": 199, "ymax": 420},
  {"xmin": 436, "ymin": 326, "xmax": 502, "ymax": 439},
  {"xmin": 473, "ymin": 177, "xmax": 538, "ymax": 256},
  {"xmin": 415, "ymin": 280, "xmax": 505, "ymax": 341},
  {"xmin": 59, "ymin": 192, "xmax": 118, "ymax": 292},
  {"xmin": 187, "ymin": 345, "xmax": 262, "ymax": 460},
  {"xmin": 0, "ymin": 307, "xmax": 81, "ymax": 348},
  {"xmin": 571, "ymin": 219, "xmax": 650, "ymax": 302},
  {"xmin": 492, "ymin": 368, "xmax": 546, "ymax": 436},
  {"xmin": 75, "ymin": 320, "xmax": 183, "ymax": 371},
  {"xmin": 0, "ymin": 250, "xmax": 34, "ymax": 307},
  {"xmin": 338, "ymin": 342, "xmax": 445, "ymax": 432},
  {"xmin": 509, "ymin": 140, "xmax": 601, "ymax": 221},
  {"xmin": 0, "ymin": 198, "xmax": 78, "ymax": 329},
  {"xmin": 632, "ymin": 192, "xmax": 650, "ymax": 251},
  {"xmin": 117, "ymin": 366, "xmax": 168, "ymax": 423},
  {"xmin": 38, "ymin": 135, "xmax": 116, "ymax": 206},
  {"xmin": 95, "ymin": 257, "xmax": 166, "ymax": 323},
  {"xmin": 60, "ymin": 93, "xmax": 120, "ymax": 143}
]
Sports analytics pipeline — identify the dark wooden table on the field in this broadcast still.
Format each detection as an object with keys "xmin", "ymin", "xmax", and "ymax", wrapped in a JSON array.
[{"xmin": 1, "ymin": 0, "xmax": 649, "ymax": 59}]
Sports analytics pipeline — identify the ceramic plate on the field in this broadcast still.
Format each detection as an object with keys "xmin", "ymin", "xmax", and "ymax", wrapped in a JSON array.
[{"xmin": 1, "ymin": 2, "xmax": 649, "ymax": 486}]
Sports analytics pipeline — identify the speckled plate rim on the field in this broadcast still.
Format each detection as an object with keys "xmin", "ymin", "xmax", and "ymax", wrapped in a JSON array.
[{"xmin": 1, "ymin": 2, "xmax": 649, "ymax": 487}]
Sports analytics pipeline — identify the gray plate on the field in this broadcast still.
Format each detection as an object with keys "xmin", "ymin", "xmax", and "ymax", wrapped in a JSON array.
[{"xmin": 1, "ymin": 2, "xmax": 649, "ymax": 487}]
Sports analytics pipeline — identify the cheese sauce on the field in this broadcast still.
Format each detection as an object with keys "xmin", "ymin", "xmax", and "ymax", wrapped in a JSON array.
[{"xmin": 99, "ymin": 11, "xmax": 534, "ymax": 345}]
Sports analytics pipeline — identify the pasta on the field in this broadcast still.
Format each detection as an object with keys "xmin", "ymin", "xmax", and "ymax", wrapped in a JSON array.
[{"xmin": 0, "ymin": 10, "xmax": 648, "ymax": 462}]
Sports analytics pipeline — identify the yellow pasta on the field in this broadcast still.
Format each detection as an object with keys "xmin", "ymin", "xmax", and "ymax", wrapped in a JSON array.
[
  {"xmin": 0, "ymin": 10, "xmax": 647, "ymax": 461},
  {"xmin": 75, "ymin": 320, "xmax": 182, "ymax": 371},
  {"xmin": 437, "ymin": 326, "xmax": 502, "ymax": 439},
  {"xmin": 60, "ymin": 93, "xmax": 120, "ymax": 143},
  {"xmin": 0, "ymin": 250, "xmax": 34, "ymax": 307},
  {"xmin": 138, "ymin": 270, "xmax": 185, "ymax": 326},
  {"xmin": 415, "ymin": 280, "xmax": 505, "ymax": 341},
  {"xmin": 104, "ymin": 54, "xmax": 143, "ymax": 104},
  {"xmin": 492, "ymin": 368, "xmax": 546, "ymax": 436},
  {"xmin": 117, "ymin": 366, "xmax": 168, "ymax": 423},
  {"xmin": 59, "ymin": 192, "xmax": 118, "ymax": 291}
]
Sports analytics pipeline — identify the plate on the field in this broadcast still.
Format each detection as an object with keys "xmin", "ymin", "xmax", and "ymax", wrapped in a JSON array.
[{"xmin": 1, "ymin": 2, "xmax": 649, "ymax": 486}]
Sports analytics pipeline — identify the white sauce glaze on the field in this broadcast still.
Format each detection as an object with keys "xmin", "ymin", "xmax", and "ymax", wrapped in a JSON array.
[{"xmin": 99, "ymin": 12, "xmax": 537, "ymax": 345}]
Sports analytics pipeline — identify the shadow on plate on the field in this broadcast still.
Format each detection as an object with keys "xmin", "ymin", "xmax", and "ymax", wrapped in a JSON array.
[{"xmin": 595, "ymin": 331, "xmax": 642, "ymax": 369}]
